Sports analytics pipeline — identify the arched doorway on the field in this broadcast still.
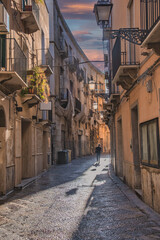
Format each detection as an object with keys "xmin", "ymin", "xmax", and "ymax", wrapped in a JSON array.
[{"xmin": 0, "ymin": 106, "xmax": 6, "ymax": 195}]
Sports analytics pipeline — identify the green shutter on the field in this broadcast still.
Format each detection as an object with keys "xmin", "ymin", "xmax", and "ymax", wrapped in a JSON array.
[{"xmin": 0, "ymin": 35, "xmax": 6, "ymax": 68}]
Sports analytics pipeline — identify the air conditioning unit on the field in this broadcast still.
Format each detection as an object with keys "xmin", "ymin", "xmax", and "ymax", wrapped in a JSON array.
[{"xmin": 0, "ymin": 3, "xmax": 9, "ymax": 34}]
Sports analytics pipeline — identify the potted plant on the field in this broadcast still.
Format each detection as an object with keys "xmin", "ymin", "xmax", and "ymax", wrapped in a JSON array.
[{"xmin": 28, "ymin": 85, "xmax": 34, "ymax": 94}]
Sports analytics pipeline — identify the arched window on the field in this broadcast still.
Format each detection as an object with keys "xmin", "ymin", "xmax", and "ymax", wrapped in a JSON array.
[{"xmin": 0, "ymin": 108, "xmax": 6, "ymax": 127}]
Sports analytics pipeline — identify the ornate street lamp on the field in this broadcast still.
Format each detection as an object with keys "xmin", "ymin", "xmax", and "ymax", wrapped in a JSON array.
[{"xmin": 94, "ymin": 0, "xmax": 113, "ymax": 28}]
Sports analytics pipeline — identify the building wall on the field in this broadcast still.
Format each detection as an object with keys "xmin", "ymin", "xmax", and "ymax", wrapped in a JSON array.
[
  {"xmin": 46, "ymin": 0, "xmax": 110, "ymax": 162},
  {"xmin": 108, "ymin": 0, "xmax": 160, "ymax": 213},
  {"xmin": 0, "ymin": 0, "xmax": 51, "ymax": 195}
]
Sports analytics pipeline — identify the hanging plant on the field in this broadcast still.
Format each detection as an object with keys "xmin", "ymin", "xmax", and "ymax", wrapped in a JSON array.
[{"xmin": 21, "ymin": 66, "xmax": 50, "ymax": 102}]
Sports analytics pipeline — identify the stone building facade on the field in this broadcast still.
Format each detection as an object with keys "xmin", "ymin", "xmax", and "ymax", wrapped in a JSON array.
[
  {"xmin": 0, "ymin": 0, "xmax": 52, "ymax": 195},
  {"xmin": 46, "ymin": 0, "xmax": 110, "ymax": 162},
  {"xmin": 0, "ymin": 0, "xmax": 110, "ymax": 196},
  {"xmin": 102, "ymin": 0, "xmax": 160, "ymax": 213}
]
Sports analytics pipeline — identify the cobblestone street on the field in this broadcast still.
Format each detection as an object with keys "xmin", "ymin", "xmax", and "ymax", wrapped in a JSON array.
[{"xmin": 1, "ymin": 155, "xmax": 160, "ymax": 240}]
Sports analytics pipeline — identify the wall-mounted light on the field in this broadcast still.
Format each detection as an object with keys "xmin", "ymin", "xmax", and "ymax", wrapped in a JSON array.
[
  {"xmin": 89, "ymin": 81, "xmax": 96, "ymax": 91},
  {"xmin": 93, "ymin": 102, "xmax": 98, "ymax": 110}
]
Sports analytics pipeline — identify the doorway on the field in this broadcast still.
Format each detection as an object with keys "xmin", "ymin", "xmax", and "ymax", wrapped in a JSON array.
[
  {"xmin": 117, "ymin": 118, "xmax": 123, "ymax": 177},
  {"xmin": 131, "ymin": 105, "xmax": 141, "ymax": 189},
  {"xmin": 43, "ymin": 131, "xmax": 47, "ymax": 170},
  {"xmin": 21, "ymin": 119, "xmax": 32, "ymax": 179},
  {"xmin": 78, "ymin": 135, "xmax": 81, "ymax": 157},
  {"xmin": 0, "ymin": 107, "xmax": 6, "ymax": 195}
]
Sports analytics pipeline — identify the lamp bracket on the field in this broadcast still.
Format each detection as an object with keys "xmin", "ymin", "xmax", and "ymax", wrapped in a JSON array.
[{"xmin": 103, "ymin": 28, "xmax": 148, "ymax": 45}]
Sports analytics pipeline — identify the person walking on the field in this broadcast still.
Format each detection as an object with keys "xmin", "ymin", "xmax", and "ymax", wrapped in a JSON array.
[{"xmin": 95, "ymin": 144, "xmax": 102, "ymax": 164}]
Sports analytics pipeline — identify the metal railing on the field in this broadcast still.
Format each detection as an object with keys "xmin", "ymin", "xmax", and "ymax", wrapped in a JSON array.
[
  {"xmin": 0, "ymin": 37, "xmax": 27, "ymax": 82},
  {"xmin": 22, "ymin": 0, "xmax": 39, "ymax": 25},
  {"xmin": 140, "ymin": 0, "xmax": 160, "ymax": 31},
  {"xmin": 59, "ymin": 37, "xmax": 68, "ymax": 58},
  {"xmin": 36, "ymin": 49, "xmax": 53, "ymax": 70},
  {"xmin": 112, "ymin": 37, "xmax": 139, "ymax": 79}
]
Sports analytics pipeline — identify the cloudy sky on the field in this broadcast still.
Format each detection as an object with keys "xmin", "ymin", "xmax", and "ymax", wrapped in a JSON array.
[{"xmin": 57, "ymin": 0, "xmax": 104, "ymax": 71}]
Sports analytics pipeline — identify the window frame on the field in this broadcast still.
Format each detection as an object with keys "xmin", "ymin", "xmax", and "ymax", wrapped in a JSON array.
[{"xmin": 140, "ymin": 118, "xmax": 160, "ymax": 168}]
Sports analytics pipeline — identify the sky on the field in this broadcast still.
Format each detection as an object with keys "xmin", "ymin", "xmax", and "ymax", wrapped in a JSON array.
[{"xmin": 57, "ymin": 0, "xmax": 104, "ymax": 72}]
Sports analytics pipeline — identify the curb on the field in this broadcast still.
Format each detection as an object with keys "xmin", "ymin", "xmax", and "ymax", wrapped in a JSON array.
[{"xmin": 108, "ymin": 164, "xmax": 160, "ymax": 227}]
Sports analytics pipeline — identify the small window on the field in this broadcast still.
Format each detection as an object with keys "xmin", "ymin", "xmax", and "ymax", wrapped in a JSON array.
[{"xmin": 140, "ymin": 118, "xmax": 159, "ymax": 167}]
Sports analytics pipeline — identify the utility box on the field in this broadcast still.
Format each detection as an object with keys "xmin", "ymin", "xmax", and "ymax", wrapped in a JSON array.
[{"xmin": 57, "ymin": 150, "xmax": 68, "ymax": 164}]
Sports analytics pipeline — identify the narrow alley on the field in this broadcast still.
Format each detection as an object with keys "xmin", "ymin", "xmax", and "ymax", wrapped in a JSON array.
[{"xmin": 0, "ymin": 156, "xmax": 160, "ymax": 240}]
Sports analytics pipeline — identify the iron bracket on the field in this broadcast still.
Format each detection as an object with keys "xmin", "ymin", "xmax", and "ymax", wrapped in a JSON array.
[{"xmin": 103, "ymin": 28, "xmax": 148, "ymax": 45}]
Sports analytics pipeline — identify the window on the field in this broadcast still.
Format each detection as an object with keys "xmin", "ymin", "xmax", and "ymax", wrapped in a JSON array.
[{"xmin": 140, "ymin": 118, "xmax": 159, "ymax": 167}]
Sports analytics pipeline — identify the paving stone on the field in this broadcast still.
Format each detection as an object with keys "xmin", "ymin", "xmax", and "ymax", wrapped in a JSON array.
[{"xmin": 0, "ymin": 155, "xmax": 160, "ymax": 239}]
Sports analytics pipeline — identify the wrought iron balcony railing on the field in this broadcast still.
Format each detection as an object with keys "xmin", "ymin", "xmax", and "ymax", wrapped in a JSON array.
[
  {"xmin": 36, "ymin": 49, "xmax": 53, "ymax": 75},
  {"xmin": 0, "ymin": 37, "xmax": 27, "ymax": 81},
  {"xmin": 68, "ymin": 56, "xmax": 77, "ymax": 73},
  {"xmin": 59, "ymin": 37, "xmax": 68, "ymax": 59},
  {"xmin": 140, "ymin": 0, "xmax": 160, "ymax": 32},
  {"xmin": 112, "ymin": 37, "xmax": 139, "ymax": 80}
]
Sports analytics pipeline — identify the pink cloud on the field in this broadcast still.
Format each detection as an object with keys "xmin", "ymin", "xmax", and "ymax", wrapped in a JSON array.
[
  {"xmin": 72, "ymin": 30, "xmax": 92, "ymax": 36},
  {"xmin": 84, "ymin": 49, "xmax": 104, "ymax": 72},
  {"xmin": 61, "ymin": 3, "xmax": 94, "ymax": 14}
]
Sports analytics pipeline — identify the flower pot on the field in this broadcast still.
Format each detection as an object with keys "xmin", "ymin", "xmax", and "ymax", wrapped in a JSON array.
[
  {"xmin": 24, "ymin": 5, "xmax": 32, "ymax": 11},
  {"xmin": 28, "ymin": 88, "xmax": 34, "ymax": 94}
]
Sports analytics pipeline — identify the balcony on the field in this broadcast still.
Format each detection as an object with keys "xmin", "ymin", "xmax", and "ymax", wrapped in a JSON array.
[
  {"xmin": 21, "ymin": 0, "xmax": 40, "ymax": 34},
  {"xmin": 22, "ymin": 94, "xmax": 41, "ymax": 108},
  {"xmin": 112, "ymin": 37, "xmax": 139, "ymax": 90},
  {"xmin": 68, "ymin": 56, "xmax": 77, "ymax": 73},
  {"xmin": 141, "ymin": 0, "xmax": 160, "ymax": 54},
  {"xmin": 76, "ymin": 68, "xmax": 85, "ymax": 82},
  {"xmin": 0, "ymin": 37, "xmax": 27, "ymax": 95},
  {"xmin": 35, "ymin": 49, "xmax": 53, "ymax": 76},
  {"xmin": 75, "ymin": 98, "xmax": 81, "ymax": 113},
  {"xmin": 0, "ymin": 2, "xmax": 9, "ymax": 34},
  {"xmin": 59, "ymin": 37, "xmax": 68, "ymax": 59},
  {"xmin": 60, "ymin": 88, "xmax": 68, "ymax": 108},
  {"xmin": 39, "ymin": 110, "xmax": 51, "ymax": 125}
]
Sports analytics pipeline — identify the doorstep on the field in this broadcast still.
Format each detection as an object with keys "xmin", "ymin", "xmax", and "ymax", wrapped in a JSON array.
[
  {"xmin": 15, "ymin": 170, "xmax": 47, "ymax": 190},
  {"xmin": 135, "ymin": 188, "xmax": 143, "ymax": 199}
]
